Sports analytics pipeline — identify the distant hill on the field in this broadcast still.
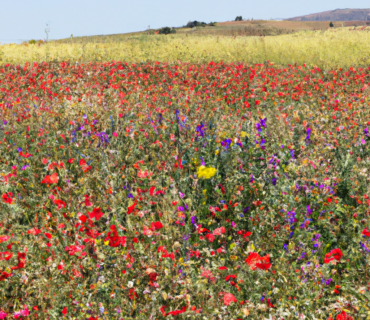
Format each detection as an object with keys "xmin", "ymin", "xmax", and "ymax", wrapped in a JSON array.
[{"xmin": 287, "ymin": 8, "xmax": 370, "ymax": 21}]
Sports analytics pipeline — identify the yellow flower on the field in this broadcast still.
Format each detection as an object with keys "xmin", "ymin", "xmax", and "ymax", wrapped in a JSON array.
[
  {"xmin": 240, "ymin": 131, "xmax": 247, "ymax": 138},
  {"xmin": 197, "ymin": 166, "xmax": 217, "ymax": 179}
]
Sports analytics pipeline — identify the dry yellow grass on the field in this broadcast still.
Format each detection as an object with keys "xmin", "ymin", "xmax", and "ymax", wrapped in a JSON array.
[{"xmin": 1, "ymin": 28, "xmax": 370, "ymax": 69}]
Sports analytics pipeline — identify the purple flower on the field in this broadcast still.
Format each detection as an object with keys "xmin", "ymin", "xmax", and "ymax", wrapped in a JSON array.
[
  {"xmin": 183, "ymin": 234, "xmax": 190, "ymax": 241},
  {"xmin": 221, "ymin": 138, "xmax": 232, "ymax": 149},
  {"xmin": 243, "ymin": 207, "xmax": 250, "ymax": 213},
  {"xmin": 307, "ymin": 205, "xmax": 313, "ymax": 215}
]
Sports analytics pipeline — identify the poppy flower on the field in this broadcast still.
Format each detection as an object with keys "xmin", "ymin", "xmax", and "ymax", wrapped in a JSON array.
[
  {"xmin": 127, "ymin": 203, "xmax": 137, "ymax": 215},
  {"xmin": 362, "ymin": 228, "xmax": 370, "ymax": 237},
  {"xmin": 324, "ymin": 248, "xmax": 343, "ymax": 264},
  {"xmin": 246, "ymin": 252, "xmax": 271, "ymax": 270},
  {"xmin": 88, "ymin": 207, "xmax": 104, "ymax": 221},
  {"xmin": 336, "ymin": 311, "xmax": 353, "ymax": 320},
  {"xmin": 151, "ymin": 221, "xmax": 163, "ymax": 230},
  {"xmin": 1, "ymin": 192, "xmax": 13, "ymax": 204},
  {"xmin": 0, "ymin": 251, "xmax": 13, "ymax": 261},
  {"xmin": 245, "ymin": 252, "xmax": 261, "ymax": 270},
  {"xmin": 41, "ymin": 172, "xmax": 59, "ymax": 184},
  {"xmin": 223, "ymin": 293, "xmax": 237, "ymax": 306},
  {"xmin": 84, "ymin": 194, "xmax": 92, "ymax": 207},
  {"xmin": 79, "ymin": 159, "xmax": 92, "ymax": 172},
  {"xmin": 27, "ymin": 228, "xmax": 41, "ymax": 235},
  {"xmin": 0, "ymin": 235, "xmax": 10, "ymax": 243}
]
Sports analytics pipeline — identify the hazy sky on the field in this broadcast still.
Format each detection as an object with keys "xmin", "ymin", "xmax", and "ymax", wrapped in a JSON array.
[{"xmin": 0, "ymin": 0, "xmax": 369, "ymax": 43}]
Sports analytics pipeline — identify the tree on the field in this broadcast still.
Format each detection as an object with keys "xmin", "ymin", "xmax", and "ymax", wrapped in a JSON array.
[
  {"xmin": 235, "ymin": 16, "xmax": 243, "ymax": 21},
  {"xmin": 329, "ymin": 22, "xmax": 334, "ymax": 28},
  {"xmin": 158, "ymin": 27, "xmax": 173, "ymax": 35}
]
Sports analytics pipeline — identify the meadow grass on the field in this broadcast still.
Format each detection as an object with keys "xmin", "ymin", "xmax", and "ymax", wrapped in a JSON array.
[{"xmin": 1, "ymin": 28, "xmax": 370, "ymax": 69}]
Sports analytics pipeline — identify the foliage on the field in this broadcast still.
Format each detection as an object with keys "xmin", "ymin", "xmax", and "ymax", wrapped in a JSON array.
[
  {"xmin": 158, "ymin": 27, "xmax": 176, "ymax": 35},
  {"xmin": 28, "ymin": 40, "xmax": 44, "ymax": 45},
  {"xmin": 186, "ymin": 21, "xmax": 208, "ymax": 28},
  {"xmin": 0, "ymin": 60, "xmax": 370, "ymax": 319},
  {"xmin": 235, "ymin": 16, "xmax": 243, "ymax": 21},
  {"xmin": 330, "ymin": 22, "xmax": 334, "ymax": 28}
]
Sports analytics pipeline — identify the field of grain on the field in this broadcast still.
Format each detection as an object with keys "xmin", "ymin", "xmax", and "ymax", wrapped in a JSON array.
[{"xmin": 1, "ymin": 28, "xmax": 370, "ymax": 69}]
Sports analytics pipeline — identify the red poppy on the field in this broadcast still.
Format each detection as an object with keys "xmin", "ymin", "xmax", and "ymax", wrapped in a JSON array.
[
  {"xmin": 127, "ymin": 203, "xmax": 137, "ymax": 215},
  {"xmin": 0, "ymin": 251, "xmax": 13, "ymax": 261},
  {"xmin": 223, "ymin": 293, "xmax": 237, "ymax": 306},
  {"xmin": 88, "ymin": 207, "xmax": 104, "ymax": 221},
  {"xmin": 79, "ymin": 159, "xmax": 92, "ymax": 172},
  {"xmin": 324, "ymin": 248, "xmax": 343, "ymax": 264},
  {"xmin": 151, "ymin": 221, "xmax": 163, "ymax": 230},
  {"xmin": 362, "ymin": 228, "xmax": 370, "ymax": 237},
  {"xmin": 84, "ymin": 194, "xmax": 92, "ymax": 207},
  {"xmin": 246, "ymin": 252, "xmax": 271, "ymax": 270},
  {"xmin": 2, "ymin": 192, "xmax": 13, "ymax": 204},
  {"xmin": 27, "ymin": 228, "xmax": 41, "ymax": 235},
  {"xmin": 245, "ymin": 252, "xmax": 261, "ymax": 270},
  {"xmin": 41, "ymin": 172, "xmax": 59, "ymax": 184},
  {"xmin": 336, "ymin": 311, "xmax": 353, "ymax": 320}
]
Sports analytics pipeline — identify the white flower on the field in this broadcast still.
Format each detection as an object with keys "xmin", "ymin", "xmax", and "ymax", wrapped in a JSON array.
[{"xmin": 127, "ymin": 281, "xmax": 134, "ymax": 288}]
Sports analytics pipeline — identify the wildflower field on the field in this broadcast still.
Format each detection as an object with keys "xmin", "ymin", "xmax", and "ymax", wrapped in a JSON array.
[{"xmin": 1, "ymin": 33, "xmax": 370, "ymax": 320}]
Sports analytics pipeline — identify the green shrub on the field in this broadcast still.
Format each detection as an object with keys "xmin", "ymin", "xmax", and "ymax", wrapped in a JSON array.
[{"xmin": 158, "ymin": 27, "xmax": 172, "ymax": 35}]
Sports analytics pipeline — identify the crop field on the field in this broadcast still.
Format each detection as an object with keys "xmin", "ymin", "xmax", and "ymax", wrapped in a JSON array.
[
  {"xmin": 1, "ymin": 28, "xmax": 370, "ymax": 69},
  {"xmin": 1, "ymin": 29, "xmax": 370, "ymax": 320}
]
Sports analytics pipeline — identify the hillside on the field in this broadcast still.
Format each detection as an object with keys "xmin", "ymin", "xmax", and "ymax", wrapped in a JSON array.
[
  {"xmin": 55, "ymin": 20, "xmax": 367, "ymax": 44},
  {"xmin": 287, "ymin": 8, "xmax": 370, "ymax": 21}
]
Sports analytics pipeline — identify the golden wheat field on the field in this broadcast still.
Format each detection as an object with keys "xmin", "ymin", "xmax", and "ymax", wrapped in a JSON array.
[{"xmin": 1, "ymin": 28, "xmax": 370, "ymax": 69}]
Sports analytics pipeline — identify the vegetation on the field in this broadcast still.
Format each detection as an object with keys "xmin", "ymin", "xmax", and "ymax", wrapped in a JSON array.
[
  {"xmin": 1, "ymin": 28, "xmax": 370, "ymax": 69},
  {"xmin": 185, "ymin": 21, "xmax": 208, "ymax": 28},
  {"xmin": 235, "ymin": 16, "xmax": 243, "ymax": 21},
  {"xmin": 1, "ymin": 57, "xmax": 370, "ymax": 320},
  {"xmin": 158, "ymin": 27, "xmax": 176, "ymax": 35}
]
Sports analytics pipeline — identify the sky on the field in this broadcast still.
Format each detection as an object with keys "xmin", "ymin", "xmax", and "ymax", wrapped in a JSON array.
[{"xmin": 0, "ymin": 0, "xmax": 369, "ymax": 43}]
